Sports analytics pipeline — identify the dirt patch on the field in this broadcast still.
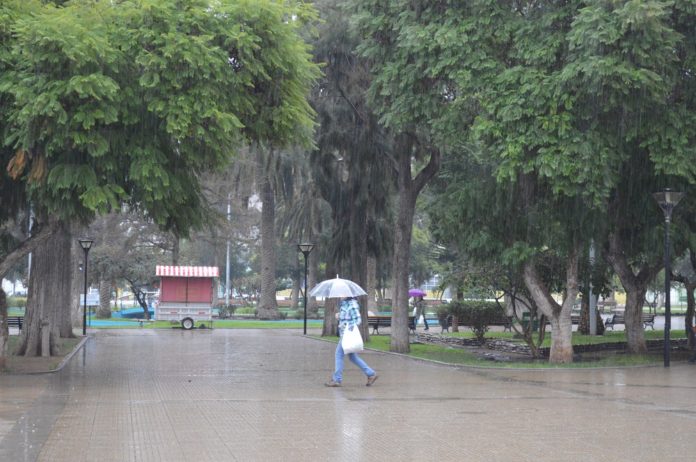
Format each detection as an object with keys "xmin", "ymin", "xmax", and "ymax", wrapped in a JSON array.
[{"xmin": 1, "ymin": 337, "xmax": 84, "ymax": 374}]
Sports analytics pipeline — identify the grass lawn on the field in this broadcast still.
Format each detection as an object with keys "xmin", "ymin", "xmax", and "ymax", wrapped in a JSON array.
[
  {"xmin": 319, "ymin": 331, "xmax": 683, "ymax": 368},
  {"xmin": 443, "ymin": 328, "xmax": 686, "ymax": 346}
]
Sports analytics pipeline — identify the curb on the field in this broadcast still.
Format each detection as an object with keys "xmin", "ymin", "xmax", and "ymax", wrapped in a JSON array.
[
  {"xmin": 22, "ymin": 335, "xmax": 90, "ymax": 375},
  {"xmin": 51, "ymin": 335, "xmax": 89, "ymax": 373}
]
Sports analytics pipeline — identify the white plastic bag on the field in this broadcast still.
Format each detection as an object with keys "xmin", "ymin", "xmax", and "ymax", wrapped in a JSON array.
[{"xmin": 341, "ymin": 326, "xmax": 364, "ymax": 354}]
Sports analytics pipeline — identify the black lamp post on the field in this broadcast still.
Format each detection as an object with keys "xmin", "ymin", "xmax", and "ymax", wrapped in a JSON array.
[
  {"xmin": 297, "ymin": 243, "xmax": 314, "ymax": 335},
  {"xmin": 78, "ymin": 238, "xmax": 94, "ymax": 336},
  {"xmin": 653, "ymin": 189, "xmax": 683, "ymax": 367}
]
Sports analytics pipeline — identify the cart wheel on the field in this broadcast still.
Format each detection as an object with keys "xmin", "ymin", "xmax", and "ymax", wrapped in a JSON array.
[{"xmin": 181, "ymin": 318, "xmax": 194, "ymax": 330}]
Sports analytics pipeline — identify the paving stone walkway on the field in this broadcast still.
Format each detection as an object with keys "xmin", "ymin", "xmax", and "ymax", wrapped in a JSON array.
[{"xmin": 1, "ymin": 328, "xmax": 695, "ymax": 461}]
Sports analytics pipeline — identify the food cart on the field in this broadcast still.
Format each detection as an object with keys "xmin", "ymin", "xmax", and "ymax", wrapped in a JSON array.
[{"xmin": 155, "ymin": 265, "xmax": 219, "ymax": 329}]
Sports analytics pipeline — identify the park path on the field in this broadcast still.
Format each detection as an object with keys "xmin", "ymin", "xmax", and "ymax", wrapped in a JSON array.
[{"xmin": 1, "ymin": 328, "xmax": 695, "ymax": 461}]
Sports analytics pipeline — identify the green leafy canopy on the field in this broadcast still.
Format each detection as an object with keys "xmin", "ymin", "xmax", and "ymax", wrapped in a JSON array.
[{"xmin": 1, "ymin": 0, "xmax": 320, "ymax": 235}]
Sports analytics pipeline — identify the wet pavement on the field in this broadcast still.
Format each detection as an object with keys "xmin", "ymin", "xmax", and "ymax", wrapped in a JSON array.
[{"xmin": 1, "ymin": 328, "xmax": 695, "ymax": 461}]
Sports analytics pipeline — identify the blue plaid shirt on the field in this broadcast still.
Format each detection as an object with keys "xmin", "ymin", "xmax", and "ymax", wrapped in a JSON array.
[{"xmin": 338, "ymin": 298, "xmax": 361, "ymax": 335}]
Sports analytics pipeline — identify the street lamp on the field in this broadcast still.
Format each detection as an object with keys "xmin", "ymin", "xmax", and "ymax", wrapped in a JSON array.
[
  {"xmin": 297, "ymin": 243, "xmax": 314, "ymax": 335},
  {"xmin": 78, "ymin": 238, "xmax": 94, "ymax": 336},
  {"xmin": 653, "ymin": 189, "xmax": 683, "ymax": 367}
]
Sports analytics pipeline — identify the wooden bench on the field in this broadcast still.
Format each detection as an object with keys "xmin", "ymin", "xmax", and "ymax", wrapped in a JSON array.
[
  {"xmin": 605, "ymin": 313, "xmax": 655, "ymax": 330},
  {"xmin": 640, "ymin": 314, "xmax": 655, "ymax": 329},
  {"xmin": 6, "ymin": 316, "xmax": 23, "ymax": 332},
  {"xmin": 435, "ymin": 315, "xmax": 512, "ymax": 333},
  {"xmin": 367, "ymin": 316, "xmax": 416, "ymax": 335}
]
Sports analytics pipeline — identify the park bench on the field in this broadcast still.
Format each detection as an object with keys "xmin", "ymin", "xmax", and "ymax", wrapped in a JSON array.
[
  {"xmin": 435, "ymin": 315, "xmax": 512, "ymax": 333},
  {"xmin": 604, "ymin": 313, "xmax": 655, "ymax": 330},
  {"xmin": 367, "ymin": 315, "xmax": 416, "ymax": 335},
  {"xmin": 6, "ymin": 316, "xmax": 23, "ymax": 333}
]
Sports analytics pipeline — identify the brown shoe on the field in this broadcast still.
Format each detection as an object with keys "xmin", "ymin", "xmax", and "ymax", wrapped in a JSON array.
[
  {"xmin": 324, "ymin": 380, "xmax": 341, "ymax": 387},
  {"xmin": 366, "ymin": 374, "xmax": 378, "ymax": 386}
]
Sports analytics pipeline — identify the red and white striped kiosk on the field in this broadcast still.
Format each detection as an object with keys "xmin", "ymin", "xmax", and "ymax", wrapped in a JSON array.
[{"xmin": 155, "ymin": 265, "xmax": 219, "ymax": 329}]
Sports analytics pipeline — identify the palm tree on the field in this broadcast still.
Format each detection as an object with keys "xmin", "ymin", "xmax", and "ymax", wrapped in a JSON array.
[{"xmin": 309, "ymin": 0, "xmax": 396, "ymax": 337}]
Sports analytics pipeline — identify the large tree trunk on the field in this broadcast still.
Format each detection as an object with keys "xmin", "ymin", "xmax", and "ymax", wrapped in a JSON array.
[
  {"xmin": 16, "ymin": 222, "xmax": 71, "ymax": 357},
  {"xmin": 256, "ymin": 158, "xmax": 279, "ymax": 320},
  {"xmin": 389, "ymin": 137, "xmax": 440, "ymax": 353},
  {"xmin": 307, "ymin": 248, "xmax": 318, "ymax": 317},
  {"xmin": 321, "ymin": 261, "xmax": 341, "ymax": 336},
  {"xmin": 673, "ymin": 250, "xmax": 696, "ymax": 349},
  {"xmin": 623, "ymin": 288, "xmax": 649, "ymax": 353},
  {"xmin": 0, "ymin": 289, "xmax": 8, "ymax": 370},
  {"xmin": 348, "ymin": 183, "xmax": 370, "ymax": 340},
  {"xmin": 685, "ymin": 283, "xmax": 695, "ymax": 349},
  {"xmin": 606, "ymin": 233, "xmax": 658, "ymax": 353},
  {"xmin": 366, "ymin": 256, "xmax": 377, "ymax": 313},
  {"xmin": 579, "ymin": 290, "xmax": 605, "ymax": 335},
  {"xmin": 291, "ymin": 256, "xmax": 300, "ymax": 310},
  {"xmin": 69, "ymin": 232, "xmax": 84, "ymax": 329},
  {"xmin": 0, "ymin": 219, "xmax": 60, "ymax": 365},
  {"xmin": 55, "ymin": 227, "xmax": 75, "ymax": 337},
  {"xmin": 390, "ymin": 183, "xmax": 416, "ymax": 352},
  {"xmin": 523, "ymin": 248, "xmax": 580, "ymax": 363}
]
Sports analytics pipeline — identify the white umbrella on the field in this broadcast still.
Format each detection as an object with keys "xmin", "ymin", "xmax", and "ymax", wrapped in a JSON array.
[{"xmin": 309, "ymin": 276, "xmax": 367, "ymax": 298}]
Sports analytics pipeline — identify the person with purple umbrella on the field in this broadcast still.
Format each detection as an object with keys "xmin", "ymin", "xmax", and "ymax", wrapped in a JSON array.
[{"xmin": 409, "ymin": 289, "xmax": 428, "ymax": 331}]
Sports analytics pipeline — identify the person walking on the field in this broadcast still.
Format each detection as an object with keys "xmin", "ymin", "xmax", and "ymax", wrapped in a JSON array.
[
  {"xmin": 325, "ymin": 297, "xmax": 378, "ymax": 387},
  {"xmin": 413, "ymin": 295, "xmax": 429, "ymax": 331}
]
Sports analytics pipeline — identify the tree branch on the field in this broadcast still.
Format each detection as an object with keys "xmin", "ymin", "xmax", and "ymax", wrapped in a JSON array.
[{"xmin": 0, "ymin": 219, "xmax": 60, "ymax": 279}]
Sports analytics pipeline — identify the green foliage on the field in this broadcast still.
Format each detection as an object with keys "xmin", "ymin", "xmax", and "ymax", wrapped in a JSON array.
[
  {"xmin": 446, "ymin": 300, "xmax": 507, "ymax": 344},
  {"xmin": 0, "ymin": 0, "xmax": 319, "ymax": 234},
  {"xmin": 409, "ymin": 210, "xmax": 442, "ymax": 287},
  {"xmin": 436, "ymin": 304, "xmax": 450, "ymax": 324},
  {"xmin": 351, "ymin": 0, "xmax": 473, "ymax": 138},
  {"xmin": 421, "ymin": 1, "xmax": 696, "ymax": 309},
  {"xmin": 307, "ymin": 0, "xmax": 395, "ymax": 284},
  {"xmin": 235, "ymin": 307, "xmax": 257, "ymax": 316}
]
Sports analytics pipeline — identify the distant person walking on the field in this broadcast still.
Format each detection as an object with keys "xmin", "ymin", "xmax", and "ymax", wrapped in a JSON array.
[
  {"xmin": 413, "ymin": 295, "xmax": 429, "ymax": 331},
  {"xmin": 325, "ymin": 297, "xmax": 378, "ymax": 387}
]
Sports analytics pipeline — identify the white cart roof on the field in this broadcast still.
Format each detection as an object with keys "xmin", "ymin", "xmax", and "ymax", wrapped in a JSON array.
[{"xmin": 155, "ymin": 266, "xmax": 219, "ymax": 278}]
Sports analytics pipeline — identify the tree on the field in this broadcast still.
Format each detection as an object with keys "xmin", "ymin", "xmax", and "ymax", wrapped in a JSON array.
[
  {"xmin": 562, "ymin": 1, "xmax": 696, "ymax": 352},
  {"xmin": 88, "ymin": 212, "xmax": 171, "ymax": 320},
  {"xmin": 309, "ymin": 0, "xmax": 396, "ymax": 338},
  {"xmin": 352, "ymin": 0, "xmax": 462, "ymax": 352},
  {"xmin": 255, "ymin": 146, "xmax": 281, "ymax": 319},
  {"xmin": 0, "ymin": 0, "xmax": 319, "ymax": 357},
  {"xmin": 431, "ymin": 147, "xmax": 592, "ymax": 362},
  {"xmin": 16, "ymin": 221, "xmax": 75, "ymax": 356},
  {"xmin": 380, "ymin": 0, "xmax": 696, "ymax": 361}
]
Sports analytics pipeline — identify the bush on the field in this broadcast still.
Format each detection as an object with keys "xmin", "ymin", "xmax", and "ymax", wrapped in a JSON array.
[
  {"xmin": 437, "ymin": 304, "xmax": 453, "ymax": 324},
  {"xmin": 217, "ymin": 304, "xmax": 239, "ymax": 319},
  {"xmin": 235, "ymin": 307, "xmax": 257, "ymax": 316},
  {"xmin": 446, "ymin": 300, "xmax": 506, "ymax": 344}
]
